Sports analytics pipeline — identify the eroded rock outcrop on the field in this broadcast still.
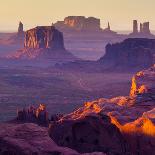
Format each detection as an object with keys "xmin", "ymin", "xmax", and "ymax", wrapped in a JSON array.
[
  {"xmin": 16, "ymin": 104, "xmax": 49, "ymax": 126},
  {"xmin": 99, "ymin": 38, "xmax": 155, "ymax": 70}
]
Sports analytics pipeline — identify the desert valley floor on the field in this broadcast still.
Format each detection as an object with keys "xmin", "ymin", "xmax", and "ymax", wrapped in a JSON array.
[{"xmin": 0, "ymin": 66, "xmax": 133, "ymax": 121}]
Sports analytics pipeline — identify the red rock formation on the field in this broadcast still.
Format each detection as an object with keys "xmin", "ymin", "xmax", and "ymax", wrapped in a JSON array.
[
  {"xmin": 17, "ymin": 104, "xmax": 49, "ymax": 125},
  {"xmin": 24, "ymin": 26, "xmax": 64, "ymax": 50},
  {"xmin": 12, "ymin": 26, "xmax": 77, "ymax": 61}
]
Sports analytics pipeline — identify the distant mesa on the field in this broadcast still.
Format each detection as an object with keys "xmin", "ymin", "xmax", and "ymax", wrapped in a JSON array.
[
  {"xmin": 54, "ymin": 16, "xmax": 101, "ymax": 32},
  {"xmin": 13, "ymin": 25, "xmax": 77, "ymax": 61},
  {"xmin": 99, "ymin": 38, "xmax": 155, "ymax": 70}
]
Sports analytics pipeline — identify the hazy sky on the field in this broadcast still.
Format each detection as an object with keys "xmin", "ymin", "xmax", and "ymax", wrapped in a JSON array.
[{"xmin": 0, "ymin": 0, "xmax": 155, "ymax": 31}]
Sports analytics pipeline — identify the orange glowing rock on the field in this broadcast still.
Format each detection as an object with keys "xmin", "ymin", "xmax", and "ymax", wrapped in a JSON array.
[
  {"xmin": 110, "ymin": 114, "xmax": 155, "ymax": 137},
  {"xmin": 138, "ymin": 85, "xmax": 148, "ymax": 94},
  {"xmin": 36, "ymin": 103, "xmax": 46, "ymax": 118},
  {"xmin": 136, "ymin": 71, "xmax": 144, "ymax": 77},
  {"xmin": 130, "ymin": 76, "xmax": 137, "ymax": 97}
]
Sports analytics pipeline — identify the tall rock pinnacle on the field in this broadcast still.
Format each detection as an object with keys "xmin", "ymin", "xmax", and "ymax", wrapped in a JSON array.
[{"xmin": 17, "ymin": 21, "xmax": 24, "ymax": 38}]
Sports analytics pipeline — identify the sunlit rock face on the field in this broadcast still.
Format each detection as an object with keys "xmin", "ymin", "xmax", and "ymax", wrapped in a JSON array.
[
  {"xmin": 99, "ymin": 38, "xmax": 155, "ymax": 70},
  {"xmin": 49, "ymin": 113, "xmax": 129, "ymax": 154},
  {"xmin": 24, "ymin": 26, "xmax": 64, "ymax": 50}
]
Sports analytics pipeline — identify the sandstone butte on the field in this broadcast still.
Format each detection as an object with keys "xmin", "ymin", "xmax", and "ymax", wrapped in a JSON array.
[{"xmin": 10, "ymin": 25, "xmax": 77, "ymax": 62}]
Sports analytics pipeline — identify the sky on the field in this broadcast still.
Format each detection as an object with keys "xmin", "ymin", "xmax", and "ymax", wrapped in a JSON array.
[{"xmin": 0, "ymin": 0, "xmax": 155, "ymax": 32}]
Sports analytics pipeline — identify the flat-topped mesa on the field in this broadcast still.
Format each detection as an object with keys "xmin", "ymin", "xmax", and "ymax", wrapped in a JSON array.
[
  {"xmin": 55, "ymin": 16, "xmax": 101, "ymax": 31},
  {"xmin": 64, "ymin": 16, "xmax": 100, "ymax": 31},
  {"xmin": 24, "ymin": 26, "xmax": 65, "ymax": 50}
]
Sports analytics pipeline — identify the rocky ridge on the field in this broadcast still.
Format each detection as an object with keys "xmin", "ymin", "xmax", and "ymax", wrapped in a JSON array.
[{"xmin": 99, "ymin": 38, "xmax": 155, "ymax": 70}]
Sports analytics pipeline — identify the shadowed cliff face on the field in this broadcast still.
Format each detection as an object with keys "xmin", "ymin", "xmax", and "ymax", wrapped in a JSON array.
[
  {"xmin": 24, "ymin": 26, "xmax": 64, "ymax": 50},
  {"xmin": 99, "ymin": 38, "xmax": 155, "ymax": 70}
]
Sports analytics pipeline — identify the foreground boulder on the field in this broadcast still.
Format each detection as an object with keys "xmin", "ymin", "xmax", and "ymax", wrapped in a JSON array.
[{"xmin": 49, "ymin": 113, "xmax": 129, "ymax": 154}]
